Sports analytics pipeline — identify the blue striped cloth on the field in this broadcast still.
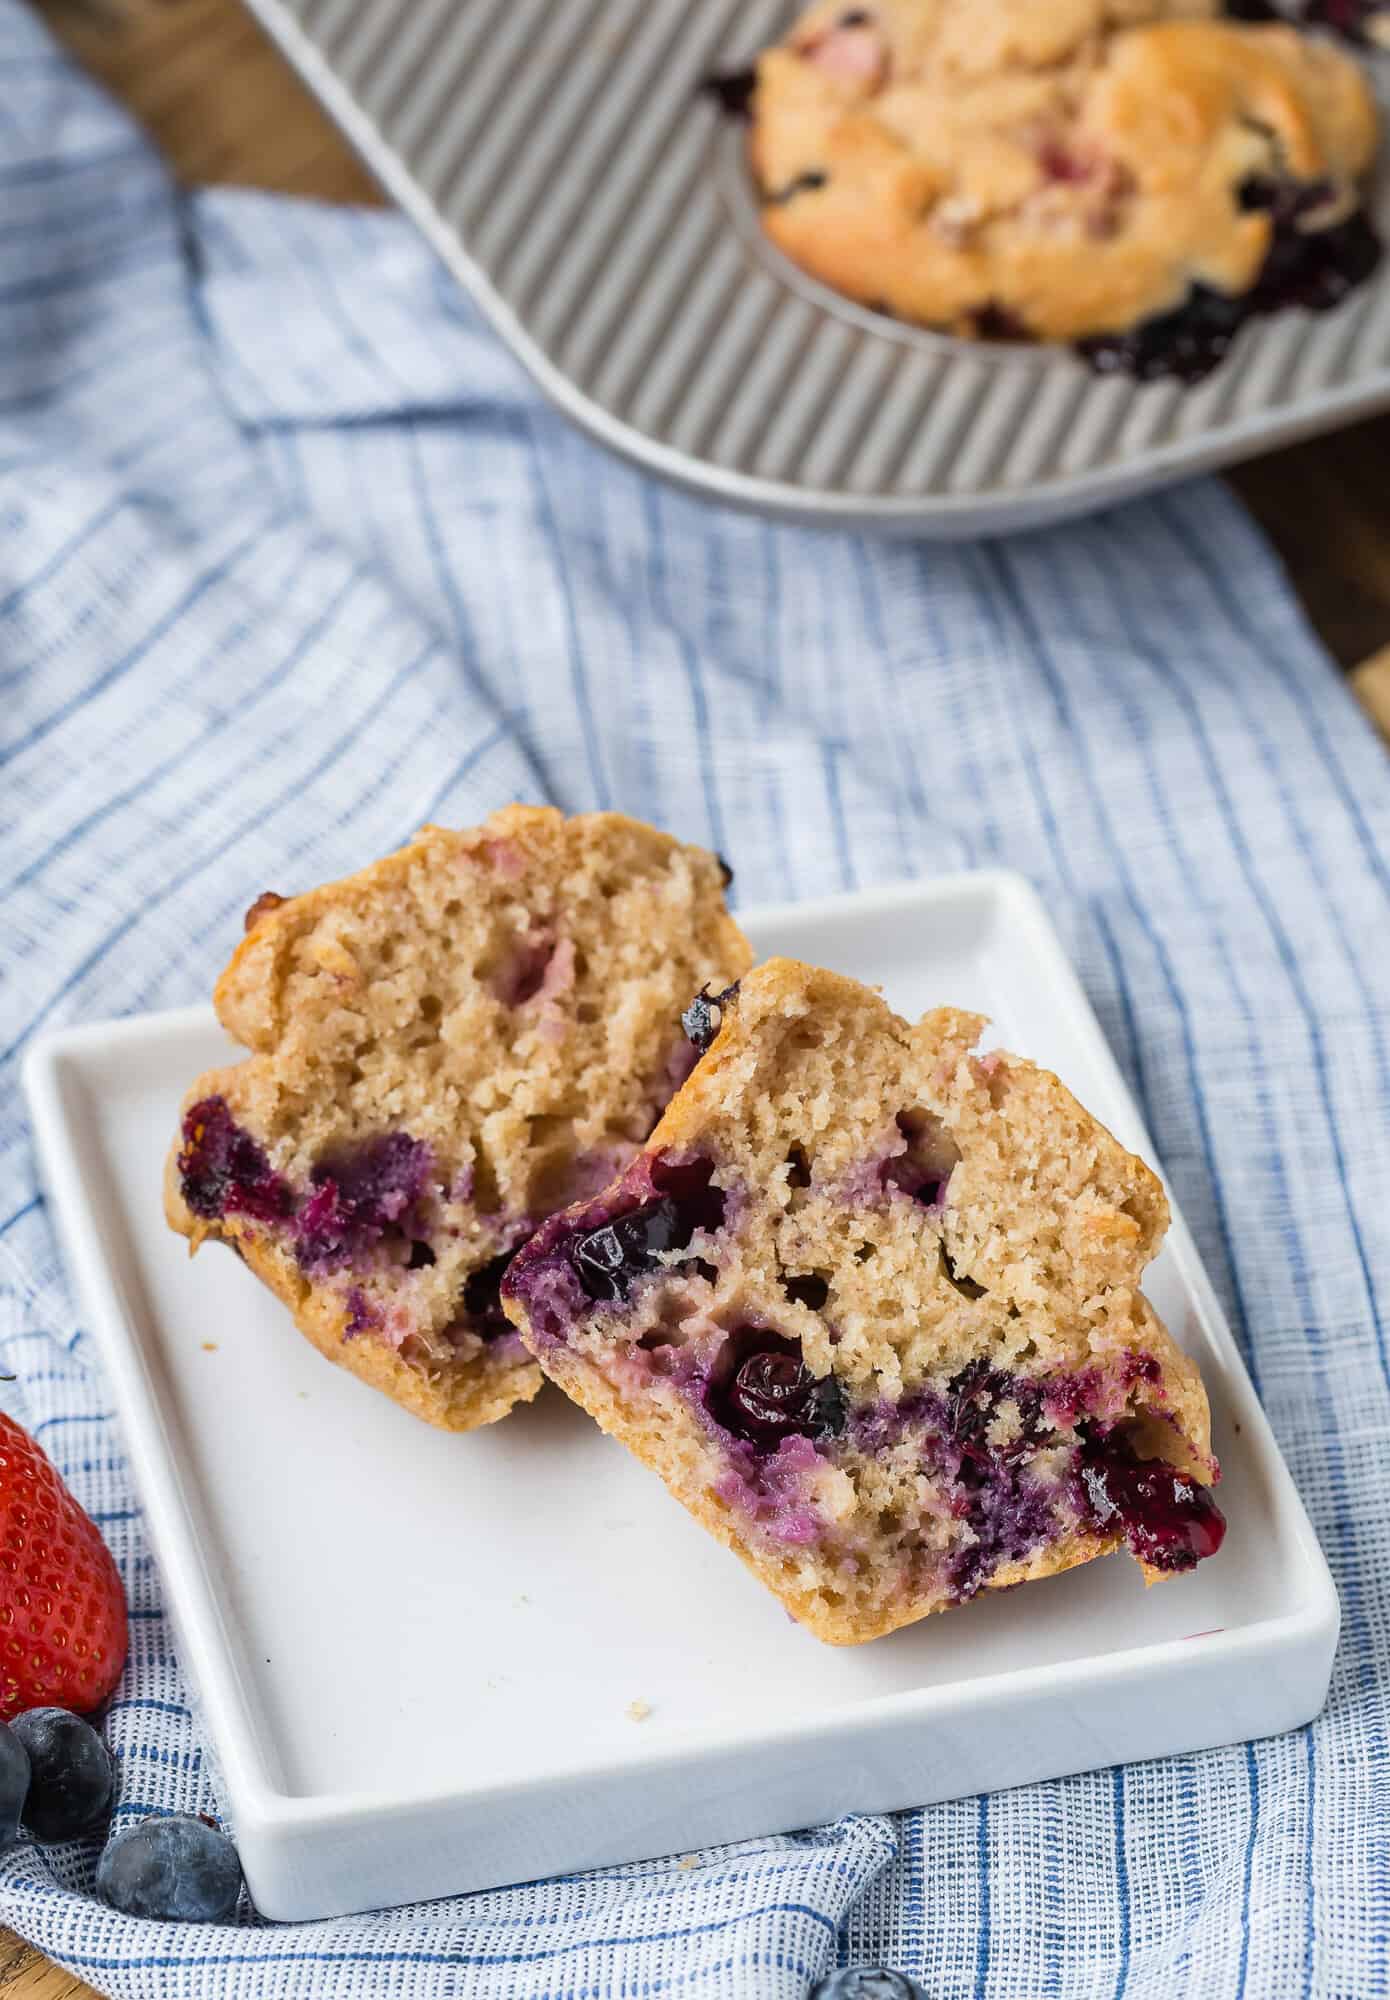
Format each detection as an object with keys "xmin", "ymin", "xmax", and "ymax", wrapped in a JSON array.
[{"xmin": 2, "ymin": 2, "xmax": 1389, "ymax": 1993}]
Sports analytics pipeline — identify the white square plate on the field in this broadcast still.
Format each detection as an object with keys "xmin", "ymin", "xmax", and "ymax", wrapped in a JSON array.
[{"xmin": 23, "ymin": 872, "xmax": 1337, "ymax": 1921}]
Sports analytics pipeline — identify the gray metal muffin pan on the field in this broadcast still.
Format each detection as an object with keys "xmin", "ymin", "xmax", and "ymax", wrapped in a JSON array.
[{"xmin": 241, "ymin": 0, "xmax": 1390, "ymax": 534}]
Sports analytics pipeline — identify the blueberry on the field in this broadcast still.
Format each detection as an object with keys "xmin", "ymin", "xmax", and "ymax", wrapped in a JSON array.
[
  {"xmin": 178, "ymin": 1098, "xmax": 290, "ymax": 1225},
  {"xmin": 1078, "ymin": 1435, "xmax": 1226, "ymax": 1571},
  {"xmin": 571, "ymin": 1158, "xmax": 725, "ymax": 1302},
  {"xmin": 1078, "ymin": 208, "xmax": 1381, "ymax": 383},
  {"xmin": 97, "ymin": 1813, "xmax": 242, "ymax": 1922},
  {"xmin": 572, "ymin": 1201, "xmax": 686, "ymax": 1301},
  {"xmin": 972, "ymin": 302, "xmax": 1033, "ymax": 342},
  {"xmin": 809, "ymin": 1971, "xmax": 927, "ymax": 2000},
  {"xmin": 462, "ymin": 1248, "xmax": 522, "ymax": 1339},
  {"xmin": 700, "ymin": 67, "xmax": 756, "ymax": 120},
  {"xmin": 296, "ymin": 1132, "xmax": 433, "ymax": 1273},
  {"xmin": 707, "ymin": 1332, "xmax": 846, "ymax": 1450},
  {"xmin": 681, "ymin": 981, "xmax": 740, "ymax": 1055},
  {"xmin": 0, "ymin": 1723, "xmax": 29, "ymax": 1848},
  {"xmin": 11, "ymin": 1709, "xmax": 114, "ymax": 1843},
  {"xmin": 1077, "ymin": 286, "xmax": 1246, "ymax": 384}
]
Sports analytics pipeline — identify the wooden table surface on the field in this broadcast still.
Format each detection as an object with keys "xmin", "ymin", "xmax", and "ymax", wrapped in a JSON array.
[{"xmin": 5, "ymin": 0, "xmax": 1389, "ymax": 1990}]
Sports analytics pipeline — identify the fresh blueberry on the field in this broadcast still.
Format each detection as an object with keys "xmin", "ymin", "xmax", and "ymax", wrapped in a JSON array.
[
  {"xmin": 0, "ymin": 1723, "xmax": 29, "ymax": 1848},
  {"xmin": 708, "ymin": 1332, "xmax": 846, "ymax": 1450},
  {"xmin": 11, "ymin": 1709, "xmax": 114, "ymax": 1843},
  {"xmin": 808, "ymin": 1971, "xmax": 927, "ymax": 2000},
  {"xmin": 97, "ymin": 1813, "xmax": 243, "ymax": 1922}
]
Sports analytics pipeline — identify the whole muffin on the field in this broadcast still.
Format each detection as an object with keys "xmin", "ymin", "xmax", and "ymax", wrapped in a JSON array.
[{"xmin": 746, "ymin": 0, "xmax": 1380, "ymax": 374}]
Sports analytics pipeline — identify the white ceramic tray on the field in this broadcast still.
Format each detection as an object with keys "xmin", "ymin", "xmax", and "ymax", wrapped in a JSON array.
[
  {"xmin": 23, "ymin": 873, "xmax": 1337, "ymax": 1922},
  {"xmin": 232, "ymin": 0, "xmax": 1390, "ymax": 535}
]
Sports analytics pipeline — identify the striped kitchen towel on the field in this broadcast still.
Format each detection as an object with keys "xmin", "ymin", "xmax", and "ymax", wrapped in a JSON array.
[{"xmin": 1, "ymin": 1, "xmax": 1389, "ymax": 1994}]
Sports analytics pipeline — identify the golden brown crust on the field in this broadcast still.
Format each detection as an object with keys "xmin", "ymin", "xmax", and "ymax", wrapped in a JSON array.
[
  {"xmin": 750, "ymin": 2, "xmax": 1379, "ymax": 340},
  {"xmin": 166, "ymin": 806, "xmax": 750, "ymax": 1432}
]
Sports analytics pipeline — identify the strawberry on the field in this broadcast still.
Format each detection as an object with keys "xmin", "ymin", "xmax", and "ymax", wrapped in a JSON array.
[{"xmin": 0, "ymin": 1415, "xmax": 127, "ymax": 1719}]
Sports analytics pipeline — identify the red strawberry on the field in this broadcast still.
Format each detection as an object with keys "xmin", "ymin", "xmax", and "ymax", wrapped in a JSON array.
[{"xmin": 0, "ymin": 1415, "xmax": 127, "ymax": 1719}]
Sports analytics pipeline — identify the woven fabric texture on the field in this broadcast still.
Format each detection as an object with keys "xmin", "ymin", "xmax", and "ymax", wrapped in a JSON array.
[{"xmin": 1, "ymin": 4, "xmax": 1388, "ymax": 1994}]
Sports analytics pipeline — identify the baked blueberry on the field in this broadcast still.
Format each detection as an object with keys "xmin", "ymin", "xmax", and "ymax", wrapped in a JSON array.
[
  {"xmin": 707, "ymin": 1333, "xmax": 847, "ymax": 1450},
  {"xmin": 682, "ymin": 981, "xmax": 741, "ymax": 1055},
  {"xmin": 1078, "ymin": 203, "xmax": 1382, "ymax": 382},
  {"xmin": 700, "ymin": 67, "xmax": 757, "ymax": 120},
  {"xmin": 177, "ymin": 1099, "xmax": 289, "ymax": 1225},
  {"xmin": 461, "ymin": 1248, "xmax": 522, "ymax": 1339},
  {"xmin": 1079, "ymin": 1434, "xmax": 1227, "ymax": 1570},
  {"xmin": 569, "ymin": 1156, "xmax": 726, "ymax": 1301}
]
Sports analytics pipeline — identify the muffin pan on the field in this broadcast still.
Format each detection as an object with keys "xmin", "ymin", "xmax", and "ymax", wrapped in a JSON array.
[
  {"xmin": 25, "ymin": 874, "xmax": 1336, "ymax": 1919},
  {"xmin": 232, "ymin": 0, "xmax": 1390, "ymax": 533}
]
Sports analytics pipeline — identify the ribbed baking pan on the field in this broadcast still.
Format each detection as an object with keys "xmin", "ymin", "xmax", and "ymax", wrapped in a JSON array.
[{"xmin": 238, "ymin": 0, "xmax": 1390, "ymax": 535}]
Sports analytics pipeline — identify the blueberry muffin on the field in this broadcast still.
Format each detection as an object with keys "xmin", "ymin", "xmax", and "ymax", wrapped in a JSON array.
[
  {"xmin": 743, "ymin": 0, "xmax": 1380, "ymax": 377},
  {"xmin": 165, "ymin": 808, "xmax": 750, "ymax": 1432},
  {"xmin": 503, "ymin": 960, "xmax": 1224, "ymax": 1644}
]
